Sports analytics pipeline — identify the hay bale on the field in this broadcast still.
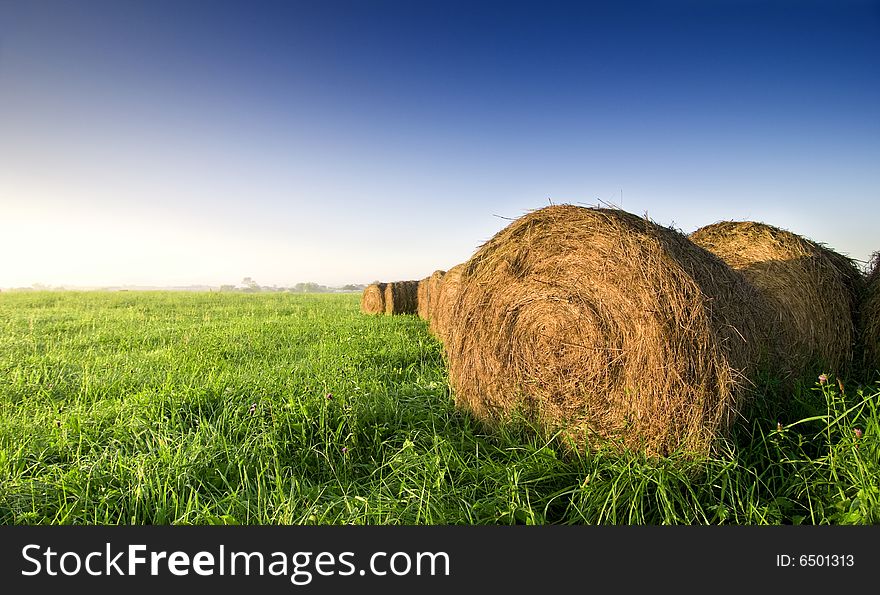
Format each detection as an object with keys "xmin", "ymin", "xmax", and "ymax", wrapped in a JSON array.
[
  {"xmin": 861, "ymin": 252, "xmax": 880, "ymax": 376},
  {"xmin": 417, "ymin": 278, "xmax": 430, "ymax": 319},
  {"xmin": 690, "ymin": 221, "xmax": 864, "ymax": 378},
  {"xmin": 384, "ymin": 280, "xmax": 419, "ymax": 315},
  {"xmin": 444, "ymin": 205, "xmax": 772, "ymax": 456},
  {"xmin": 417, "ymin": 270, "xmax": 447, "ymax": 320},
  {"xmin": 361, "ymin": 283, "xmax": 387, "ymax": 314},
  {"xmin": 429, "ymin": 265, "xmax": 464, "ymax": 344},
  {"xmin": 419, "ymin": 270, "xmax": 445, "ymax": 323}
]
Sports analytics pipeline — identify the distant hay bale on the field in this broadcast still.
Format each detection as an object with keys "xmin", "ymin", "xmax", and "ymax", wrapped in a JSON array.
[
  {"xmin": 861, "ymin": 253, "xmax": 880, "ymax": 376},
  {"xmin": 444, "ymin": 205, "xmax": 771, "ymax": 457},
  {"xmin": 384, "ymin": 280, "xmax": 419, "ymax": 315},
  {"xmin": 690, "ymin": 221, "xmax": 864, "ymax": 378},
  {"xmin": 417, "ymin": 278, "xmax": 430, "ymax": 319},
  {"xmin": 360, "ymin": 283, "xmax": 387, "ymax": 314},
  {"xmin": 417, "ymin": 270, "xmax": 446, "ymax": 321},
  {"xmin": 429, "ymin": 265, "xmax": 464, "ymax": 344},
  {"xmin": 421, "ymin": 270, "xmax": 446, "ymax": 324}
]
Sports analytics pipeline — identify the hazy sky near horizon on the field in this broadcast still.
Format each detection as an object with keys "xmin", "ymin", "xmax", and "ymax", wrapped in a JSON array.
[{"xmin": 1, "ymin": 0, "xmax": 878, "ymax": 288}]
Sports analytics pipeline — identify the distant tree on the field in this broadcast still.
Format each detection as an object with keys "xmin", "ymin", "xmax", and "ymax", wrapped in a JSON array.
[
  {"xmin": 220, "ymin": 285, "xmax": 236, "ymax": 292},
  {"xmin": 341, "ymin": 284, "xmax": 365, "ymax": 291},
  {"xmin": 241, "ymin": 277, "xmax": 260, "ymax": 292},
  {"xmin": 292, "ymin": 282, "xmax": 330, "ymax": 293}
]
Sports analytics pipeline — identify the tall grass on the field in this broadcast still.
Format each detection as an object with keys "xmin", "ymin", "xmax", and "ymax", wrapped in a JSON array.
[{"xmin": 0, "ymin": 291, "xmax": 877, "ymax": 524}]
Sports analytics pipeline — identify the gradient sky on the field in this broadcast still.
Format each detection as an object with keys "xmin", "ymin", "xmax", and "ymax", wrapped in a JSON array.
[{"xmin": 1, "ymin": 0, "xmax": 878, "ymax": 288}]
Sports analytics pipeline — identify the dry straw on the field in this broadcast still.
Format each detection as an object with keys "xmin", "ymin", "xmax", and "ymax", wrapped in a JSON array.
[
  {"xmin": 690, "ymin": 221, "xmax": 864, "ymax": 378},
  {"xmin": 444, "ymin": 205, "xmax": 772, "ymax": 457},
  {"xmin": 429, "ymin": 265, "xmax": 464, "ymax": 344},
  {"xmin": 384, "ymin": 280, "xmax": 419, "ymax": 315},
  {"xmin": 360, "ymin": 282, "xmax": 387, "ymax": 314},
  {"xmin": 861, "ymin": 252, "xmax": 880, "ymax": 376}
]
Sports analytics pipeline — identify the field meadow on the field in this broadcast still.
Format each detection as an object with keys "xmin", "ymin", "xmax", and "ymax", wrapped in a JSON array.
[{"xmin": 0, "ymin": 291, "xmax": 877, "ymax": 525}]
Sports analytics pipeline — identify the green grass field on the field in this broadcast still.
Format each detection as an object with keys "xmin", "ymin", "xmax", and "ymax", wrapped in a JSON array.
[{"xmin": 1, "ymin": 291, "xmax": 877, "ymax": 524}]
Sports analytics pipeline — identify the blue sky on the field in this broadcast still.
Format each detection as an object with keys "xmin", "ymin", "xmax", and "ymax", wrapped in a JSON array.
[{"xmin": 1, "ymin": 0, "xmax": 878, "ymax": 287}]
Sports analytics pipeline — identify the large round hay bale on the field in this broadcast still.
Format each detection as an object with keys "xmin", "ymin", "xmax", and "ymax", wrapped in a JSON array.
[
  {"xmin": 384, "ymin": 280, "xmax": 419, "ymax": 315},
  {"xmin": 429, "ymin": 264, "xmax": 464, "ymax": 344},
  {"xmin": 861, "ymin": 253, "xmax": 880, "ymax": 376},
  {"xmin": 444, "ymin": 205, "xmax": 772, "ymax": 457},
  {"xmin": 690, "ymin": 221, "xmax": 864, "ymax": 378},
  {"xmin": 361, "ymin": 282, "xmax": 387, "ymax": 314}
]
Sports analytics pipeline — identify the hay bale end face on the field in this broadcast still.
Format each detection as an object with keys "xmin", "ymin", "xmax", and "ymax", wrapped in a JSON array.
[
  {"xmin": 384, "ymin": 280, "xmax": 419, "ymax": 315},
  {"xmin": 444, "ymin": 205, "xmax": 771, "ymax": 457},
  {"xmin": 360, "ymin": 283, "xmax": 387, "ymax": 314},
  {"xmin": 861, "ymin": 253, "xmax": 880, "ymax": 376},
  {"xmin": 690, "ymin": 221, "xmax": 865, "ymax": 378}
]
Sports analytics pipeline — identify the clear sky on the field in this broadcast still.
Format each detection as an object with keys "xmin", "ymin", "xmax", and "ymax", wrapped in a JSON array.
[{"xmin": 1, "ymin": 0, "xmax": 878, "ymax": 288}]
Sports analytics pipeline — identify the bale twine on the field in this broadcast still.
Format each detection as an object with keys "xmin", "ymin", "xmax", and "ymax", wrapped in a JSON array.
[
  {"xmin": 861, "ymin": 253, "xmax": 880, "ymax": 376},
  {"xmin": 384, "ymin": 280, "xmax": 419, "ymax": 315},
  {"xmin": 429, "ymin": 264, "xmax": 464, "ymax": 345},
  {"xmin": 360, "ymin": 282, "xmax": 387, "ymax": 314},
  {"xmin": 690, "ymin": 221, "xmax": 864, "ymax": 378},
  {"xmin": 444, "ymin": 205, "xmax": 772, "ymax": 457}
]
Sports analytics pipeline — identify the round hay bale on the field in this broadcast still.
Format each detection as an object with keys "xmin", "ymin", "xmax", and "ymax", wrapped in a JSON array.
[
  {"xmin": 417, "ymin": 270, "xmax": 447, "ymax": 321},
  {"xmin": 417, "ymin": 278, "xmax": 431, "ymax": 320},
  {"xmin": 429, "ymin": 265, "xmax": 464, "ymax": 344},
  {"xmin": 361, "ymin": 282, "xmax": 387, "ymax": 314},
  {"xmin": 690, "ymin": 221, "xmax": 864, "ymax": 378},
  {"xmin": 444, "ymin": 205, "xmax": 772, "ymax": 457},
  {"xmin": 861, "ymin": 252, "xmax": 880, "ymax": 376},
  {"xmin": 422, "ymin": 269, "xmax": 446, "ymax": 324},
  {"xmin": 384, "ymin": 280, "xmax": 419, "ymax": 315}
]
